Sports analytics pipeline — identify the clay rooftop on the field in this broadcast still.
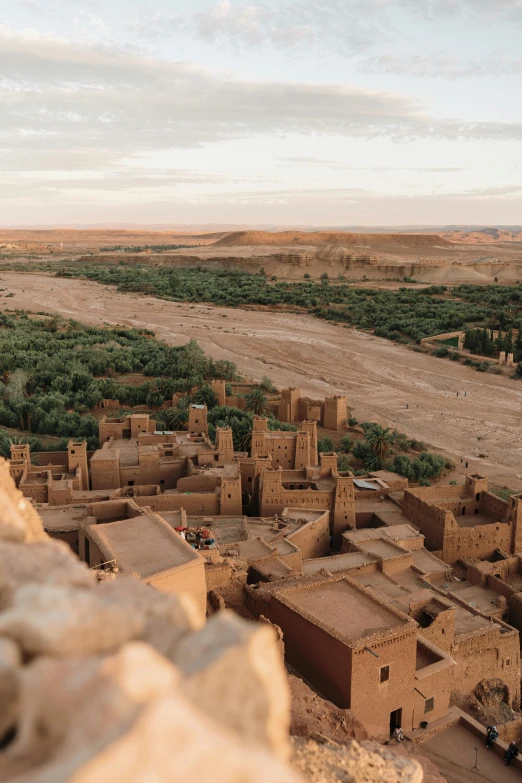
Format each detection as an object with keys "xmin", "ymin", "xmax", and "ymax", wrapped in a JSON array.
[
  {"xmin": 302, "ymin": 551, "xmax": 373, "ymax": 575},
  {"xmin": 88, "ymin": 514, "xmax": 202, "ymax": 578},
  {"xmin": 457, "ymin": 513, "xmax": 506, "ymax": 527},
  {"xmin": 278, "ymin": 578, "xmax": 412, "ymax": 644},
  {"xmin": 344, "ymin": 524, "xmax": 422, "ymax": 545},
  {"xmin": 356, "ymin": 539, "xmax": 408, "ymax": 560},
  {"xmin": 38, "ymin": 505, "xmax": 93, "ymax": 532}
]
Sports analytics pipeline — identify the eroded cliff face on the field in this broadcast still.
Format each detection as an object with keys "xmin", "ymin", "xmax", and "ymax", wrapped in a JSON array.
[{"xmin": 0, "ymin": 458, "xmax": 424, "ymax": 783}]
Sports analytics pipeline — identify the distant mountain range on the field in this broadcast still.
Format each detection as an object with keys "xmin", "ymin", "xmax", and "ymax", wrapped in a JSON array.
[{"xmin": 440, "ymin": 227, "xmax": 522, "ymax": 244}]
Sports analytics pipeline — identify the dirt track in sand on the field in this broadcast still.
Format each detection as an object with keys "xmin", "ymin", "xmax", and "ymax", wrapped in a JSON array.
[{"xmin": 2, "ymin": 271, "xmax": 522, "ymax": 488}]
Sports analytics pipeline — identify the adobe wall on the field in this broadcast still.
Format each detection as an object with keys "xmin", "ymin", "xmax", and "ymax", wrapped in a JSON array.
[
  {"xmin": 487, "ymin": 574, "xmax": 517, "ymax": 601},
  {"xmin": 265, "ymin": 596, "xmax": 354, "ymax": 709},
  {"xmin": 48, "ymin": 484, "xmax": 73, "ymax": 507},
  {"xmin": 480, "ymin": 491, "xmax": 509, "ymax": 518},
  {"xmin": 220, "ymin": 476, "xmax": 243, "ymax": 516},
  {"xmin": 402, "ymin": 492, "xmax": 452, "ymax": 552},
  {"xmin": 205, "ymin": 560, "xmax": 236, "ymax": 591},
  {"xmin": 278, "ymin": 388, "xmax": 301, "ymax": 423},
  {"xmin": 323, "ymin": 396, "xmax": 347, "ymax": 431},
  {"xmin": 297, "ymin": 398, "xmax": 323, "ymax": 423},
  {"xmin": 211, "ymin": 379, "xmax": 226, "ymax": 406},
  {"xmin": 414, "ymin": 608, "xmax": 455, "ymax": 654},
  {"xmin": 148, "ymin": 559, "xmax": 207, "ymax": 623},
  {"xmin": 87, "ymin": 499, "xmax": 144, "ymax": 522},
  {"xmin": 252, "ymin": 433, "xmax": 298, "ymax": 470},
  {"xmin": 91, "ymin": 454, "xmax": 120, "ymax": 491},
  {"xmin": 225, "ymin": 395, "xmax": 246, "ymax": 410},
  {"xmin": 261, "ymin": 487, "xmax": 334, "ymax": 519},
  {"xmin": 412, "ymin": 643, "xmax": 453, "ymax": 727},
  {"xmin": 442, "ymin": 522, "xmax": 510, "ymax": 564},
  {"xmin": 50, "ymin": 529, "xmax": 80, "ymax": 555},
  {"xmin": 508, "ymin": 593, "xmax": 522, "ymax": 637},
  {"xmin": 287, "ymin": 513, "xmax": 330, "ymax": 560},
  {"xmin": 19, "ymin": 476, "xmax": 49, "ymax": 504},
  {"xmin": 99, "ymin": 419, "xmax": 130, "ymax": 443},
  {"xmin": 351, "ymin": 629, "xmax": 417, "ymax": 737},
  {"xmin": 135, "ymin": 492, "xmax": 220, "ymax": 515},
  {"xmin": 451, "ymin": 625, "xmax": 520, "ymax": 705},
  {"xmin": 177, "ymin": 474, "xmax": 219, "ymax": 492}
]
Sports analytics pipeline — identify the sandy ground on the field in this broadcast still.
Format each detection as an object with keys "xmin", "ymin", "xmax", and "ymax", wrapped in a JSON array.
[{"xmin": 2, "ymin": 271, "xmax": 522, "ymax": 488}]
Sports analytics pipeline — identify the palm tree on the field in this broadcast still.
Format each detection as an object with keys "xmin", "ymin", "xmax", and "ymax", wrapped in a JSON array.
[
  {"xmin": 0, "ymin": 433, "xmax": 42, "ymax": 459},
  {"xmin": 193, "ymin": 384, "xmax": 218, "ymax": 410},
  {"xmin": 244, "ymin": 388, "xmax": 269, "ymax": 416},
  {"xmin": 365, "ymin": 425, "xmax": 394, "ymax": 459},
  {"xmin": 157, "ymin": 395, "xmax": 191, "ymax": 431}
]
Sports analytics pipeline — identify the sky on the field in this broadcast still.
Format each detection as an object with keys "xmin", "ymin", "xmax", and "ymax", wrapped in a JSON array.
[{"xmin": 1, "ymin": 0, "xmax": 522, "ymax": 226}]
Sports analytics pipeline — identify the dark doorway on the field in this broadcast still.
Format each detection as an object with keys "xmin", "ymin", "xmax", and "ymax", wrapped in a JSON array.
[{"xmin": 389, "ymin": 708, "xmax": 402, "ymax": 736}]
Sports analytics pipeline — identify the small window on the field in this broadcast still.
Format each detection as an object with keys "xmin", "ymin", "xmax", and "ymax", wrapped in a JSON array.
[
  {"xmin": 380, "ymin": 666, "xmax": 390, "ymax": 683},
  {"xmin": 248, "ymin": 477, "xmax": 252, "ymax": 483},
  {"xmin": 424, "ymin": 697, "xmax": 435, "ymax": 714},
  {"xmin": 160, "ymin": 479, "xmax": 165, "ymax": 485},
  {"xmin": 128, "ymin": 481, "xmax": 134, "ymax": 486},
  {"xmin": 228, "ymin": 493, "xmax": 231, "ymax": 499},
  {"xmin": 505, "ymin": 658, "xmax": 512, "ymax": 668}
]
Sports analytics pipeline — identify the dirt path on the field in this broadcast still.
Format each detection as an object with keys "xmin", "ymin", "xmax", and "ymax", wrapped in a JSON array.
[{"xmin": 2, "ymin": 271, "xmax": 522, "ymax": 488}]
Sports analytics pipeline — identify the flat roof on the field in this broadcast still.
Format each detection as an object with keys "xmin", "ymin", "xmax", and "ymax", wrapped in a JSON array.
[
  {"xmin": 302, "ymin": 551, "xmax": 373, "ymax": 575},
  {"xmin": 357, "ymin": 539, "xmax": 407, "ymax": 559},
  {"xmin": 89, "ymin": 514, "xmax": 202, "ymax": 578},
  {"xmin": 91, "ymin": 449, "xmax": 120, "ymax": 461},
  {"xmin": 344, "ymin": 525, "xmax": 422, "ymax": 544},
  {"xmin": 411, "ymin": 548, "xmax": 448, "ymax": 575},
  {"xmin": 222, "ymin": 538, "xmax": 275, "ymax": 562},
  {"xmin": 279, "ymin": 579, "xmax": 410, "ymax": 643},
  {"xmin": 457, "ymin": 513, "xmax": 505, "ymax": 528},
  {"xmin": 39, "ymin": 505, "xmax": 92, "ymax": 532}
]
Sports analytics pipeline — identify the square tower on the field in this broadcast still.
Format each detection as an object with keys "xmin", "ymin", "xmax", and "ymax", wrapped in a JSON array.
[
  {"xmin": 188, "ymin": 404, "xmax": 208, "ymax": 435},
  {"xmin": 323, "ymin": 395, "xmax": 347, "ymax": 430},
  {"xmin": 68, "ymin": 440, "xmax": 89, "ymax": 491}
]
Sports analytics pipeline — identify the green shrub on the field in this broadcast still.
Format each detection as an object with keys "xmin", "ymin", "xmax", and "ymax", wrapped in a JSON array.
[{"xmin": 318, "ymin": 437, "xmax": 334, "ymax": 453}]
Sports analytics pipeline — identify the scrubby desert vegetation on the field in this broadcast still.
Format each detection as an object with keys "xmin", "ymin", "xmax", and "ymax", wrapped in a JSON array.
[{"xmin": 7, "ymin": 261, "xmax": 522, "ymax": 346}]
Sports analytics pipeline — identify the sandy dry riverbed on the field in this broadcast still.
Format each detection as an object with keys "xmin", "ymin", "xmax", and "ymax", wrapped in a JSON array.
[{"xmin": 2, "ymin": 271, "xmax": 522, "ymax": 488}]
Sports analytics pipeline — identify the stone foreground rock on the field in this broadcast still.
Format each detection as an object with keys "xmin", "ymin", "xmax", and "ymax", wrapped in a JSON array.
[
  {"xmin": 0, "ymin": 457, "xmax": 422, "ymax": 783},
  {"xmin": 292, "ymin": 738, "xmax": 424, "ymax": 783}
]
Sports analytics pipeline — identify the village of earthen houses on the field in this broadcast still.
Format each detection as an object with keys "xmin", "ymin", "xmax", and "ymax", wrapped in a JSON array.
[
  {"xmin": 4, "ymin": 0, "xmax": 522, "ymax": 775},
  {"xmin": 2, "ymin": 298, "xmax": 522, "ymax": 783}
]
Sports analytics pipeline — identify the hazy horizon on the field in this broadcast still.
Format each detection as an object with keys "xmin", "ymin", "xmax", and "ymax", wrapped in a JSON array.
[{"xmin": 2, "ymin": 1, "xmax": 521, "ymax": 225}]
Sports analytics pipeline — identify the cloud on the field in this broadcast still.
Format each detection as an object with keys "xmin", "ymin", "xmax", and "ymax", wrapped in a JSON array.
[
  {"xmin": 0, "ymin": 26, "xmax": 429, "ymax": 166},
  {"xmin": 444, "ymin": 185, "xmax": 522, "ymax": 199},
  {"xmin": 142, "ymin": 0, "xmax": 387, "ymax": 56},
  {"xmin": 278, "ymin": 157, "xmax": 465, "ymax": 172},
  {"xmin": 131, "ymin": 0, "xmax": 522, "ymax": 58},
  {"xmin": 401, "ymin": 0, "xmax": 522, "ymax": 21},
  {"xmin": 361, "ymin": 54, "xmax": 522, "ymax": 78},
  {"xmin": 2, "ymin": 25, "xmax": 522, "ymax": 164}
]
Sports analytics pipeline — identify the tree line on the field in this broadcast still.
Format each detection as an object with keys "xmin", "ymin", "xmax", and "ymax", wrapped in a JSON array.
[{"xmin": 0, "ymin": 312, "xmax": 236, "ymax": 449}]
